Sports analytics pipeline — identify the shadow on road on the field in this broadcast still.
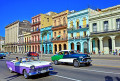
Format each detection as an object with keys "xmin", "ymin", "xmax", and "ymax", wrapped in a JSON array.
[
  {"xmin": 4, "ymin": 74, "xmax": 21, "ymax": 81},
  {"xmin": 105, "ymin": 76, "xmax": 120, "ymax": 81}
]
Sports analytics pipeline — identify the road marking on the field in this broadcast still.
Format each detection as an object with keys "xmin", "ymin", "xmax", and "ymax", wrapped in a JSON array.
[
  {"xmin": 54, "ymin": 75, "xmax": 82, "ymax": 81},
  {"xmin": 93, "ymin": 64, "xmax": 120, "ymax": 68},
  {"xmin": 73, "ymin": 68, "xmax": 120, "ymax": 75}
]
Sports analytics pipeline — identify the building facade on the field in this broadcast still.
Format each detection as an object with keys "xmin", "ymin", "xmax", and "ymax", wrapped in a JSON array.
[
  {"xmin": 24, "ymin": 32, "xmax": 31, "ymax": 53},
  {"xmin": 40, "ymin": 26, "xmax": 53, "ymax": 54},
  {"xmin": 18, "ymin": 34, "xmax": 24, "ymax": 53},
  {"xmin": 5, "ymin": 20, "xmax": 31, "ymax": 53},
  {"xmin": 31, "ymin": 14, "xmax": 41, "ymax": 53},
  {"xmin": 89, "ymin": 5, "xmax": 120, "ymax": 54},
  {"xmin": 67, "ymin": 9, "xmax": 90, "ymax": 53},
  {"xmin": 0, "ymin": 36, "xmax": 5, "ymax": 51},
  {"xmin": 52, "ymin": 10, "xmax": 69, "ymax": 54}
]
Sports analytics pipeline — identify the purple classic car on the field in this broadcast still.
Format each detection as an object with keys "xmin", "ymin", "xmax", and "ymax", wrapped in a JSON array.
[{"xmin": 6, "ymin": 57, "xmax": 53, "ymax": 79}]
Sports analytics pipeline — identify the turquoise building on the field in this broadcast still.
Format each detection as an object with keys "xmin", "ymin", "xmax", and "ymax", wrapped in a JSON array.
[
  {"xmin": 40, "ymin": 26, "xmax": 53, "ymax": 54},
  {"xmin": 67, "ymin": 9, "xmax": 90, "ymax": 53}
]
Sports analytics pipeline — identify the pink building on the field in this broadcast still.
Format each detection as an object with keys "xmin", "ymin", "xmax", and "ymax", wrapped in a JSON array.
[{"xmin": 31, "ymin": 14, "xmax": 41, "ymax": 53}]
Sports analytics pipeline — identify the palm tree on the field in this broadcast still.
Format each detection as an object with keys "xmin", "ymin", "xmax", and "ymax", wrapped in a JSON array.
[{"xmin": 41, "ymin": 30, "xmax": 48, "ymax": 59}]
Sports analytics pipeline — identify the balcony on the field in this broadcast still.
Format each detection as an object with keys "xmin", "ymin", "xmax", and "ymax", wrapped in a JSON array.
[
  {"xmin": 42, "ymin": 39, "xmax": 52, "ymax": 43},
  {"xmin": 90, "ymin": 28, "xmax": 120, "ymax": 36},
  {"xmin": 31, "ymin": 28, "xmax": 40, "ymax": 34},
  {"xmin": 67, "ymin": 25, "xmax": 89, "ymax": 33},
  {"xmin": 68, "ymin": 36, "xmax": 89, "ymax": 40},
  {"xmin": 52, "ymin": 24, "xmax": 67, "ymax": 31},
  {"xmin": 32, "ymin": 21, "xmax": 40, "ymax": 26},
  {"xmin": 51, "ymin": 37, "xmax": 68, "ymax": 42}
]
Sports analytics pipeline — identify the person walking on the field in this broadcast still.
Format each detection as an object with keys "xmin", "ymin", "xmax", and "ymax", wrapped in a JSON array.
[
  {"xmin": 98, "ymin": 50, "xmax": 101, "ymax": 56},
  {"xmin": 116, "ymin": 49, "xmax": 118, "ymax": 55},
  {"xmin": 113, "ymin": 50, "xmax": 115, "ymax": 55},
  {"xmin": 102, "ymin": 50, "xmax": 104, "ymax": 55},
  {"xmin": 119, "ymin": 49, "xmax": 120, "ymax": 56}
]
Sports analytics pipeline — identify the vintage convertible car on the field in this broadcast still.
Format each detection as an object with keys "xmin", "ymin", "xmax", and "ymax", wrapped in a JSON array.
[
  {"xmin": 51, "ymin": 50, "xmax": 92, "ymax": 67},
  {"xmin": 6, "ymin": 57, "xmax": 53, "ymax": 79}
]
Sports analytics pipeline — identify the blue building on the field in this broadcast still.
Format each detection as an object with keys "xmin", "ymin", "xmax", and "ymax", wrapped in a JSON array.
[
  {"xmin": 67, "ymin": 9, "xmax": 90, "ymax": 53},
  {"xmin": 40, "ymin": 26, "xmax": 53, "ymax": 54}
]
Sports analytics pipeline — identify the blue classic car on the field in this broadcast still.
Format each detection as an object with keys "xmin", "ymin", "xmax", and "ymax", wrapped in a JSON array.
[
  {"xmin": 51, "ymin": 50, "xmax": 92, "ymax": 67},
  {"xmin": 0, "ymin": 52, "xmax": 6, "ymax": 59}
]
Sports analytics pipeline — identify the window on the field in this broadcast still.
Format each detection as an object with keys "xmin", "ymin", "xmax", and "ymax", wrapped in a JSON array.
[
  {"xmin": 63, "ymin": 17, "xmax": 66, "ymax": 25},
  {"xmin": 70, "ymin": 21, "xmax": 73, "ymax": 28},
  {"xmin": 64, "ymin": 30, "xmax": 66, "ymax": 33},
  {"xmin": 47, "ymin": 18, "xmax": 49, "ymax": 22},
  {"xmin": 93, "ymin": 23, "xmax": 97, "ymax": 32},
  {"xmin": 59, "ymin": 18, "xmax": 61, "ymax": 25},
  {"xmin": 83, "ymin": 18, "xmax": 86, "ymax": 28},
  {"xmin": 116, "ymin": 18, "xmax": 120, "ymax": 30},
  {"xmin": 71, "ymin": 33, "xmax": 73, "ymax": 37},
  {"xmin": 77, "ymin": 21, "xmax": 79, "ymax": 29},
  {"xmin": 59, "ymin": 31, "xmax": 61, "ymax": 34},
  {"xmin": 54, "ymin": 32, "xmax": 56, "ymax": 36},
  {"xmin": 54, "ymin": 20, "xmax": 56, "ymax": 26},
  {"xmin": 104, "ymin": 21, "xmax": 108, "ymax": 31},
  {"xmin": 35, "ymin": 19, "xmax": 37, "ymax": 22},
  {"xmin": 83, "ymin": 31, "xmax": 86, "ymax": 37}
]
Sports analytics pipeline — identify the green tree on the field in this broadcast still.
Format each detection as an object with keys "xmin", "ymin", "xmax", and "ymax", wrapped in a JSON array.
[{"xmin": 41, "ymin": 30, "xmax": 48, "ymax": 59}]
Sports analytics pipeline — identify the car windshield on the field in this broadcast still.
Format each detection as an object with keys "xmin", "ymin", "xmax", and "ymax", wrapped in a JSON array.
[
  {"xmin": 22, "ymin": 57, "xmax": 39, "ymax": 62},
  {"xmin": 69, "ymin": 51, "xmax": 77, "ymax": 54}
]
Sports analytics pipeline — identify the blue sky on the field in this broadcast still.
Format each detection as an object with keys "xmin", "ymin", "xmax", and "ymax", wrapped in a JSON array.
[{"xmin": 0, "ymin": 0, "xmax": 120, "ymax": 37}]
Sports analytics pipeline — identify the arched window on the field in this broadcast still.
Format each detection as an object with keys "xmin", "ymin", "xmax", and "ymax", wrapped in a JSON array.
[
  {"xmin": 83, "ymin": 17, "xmax": 86, "ymax": 28},
  {"xmin": 63, "ymin": 17, "xmax": 66, "ymax": 25},
  {"xmin": 59, "ymin": 18, "xmax": 61, "ymax": 25},
  {"xmin": 76, "ymin": 19, "xmax": 79, "ymax": 29},
  {"xmin": 70, "ymin": 21, "xmax": 73, "ymax": 28},
  {"xmin": 54, "ymin": 20, "xmax": 56, "ymax": 26}
]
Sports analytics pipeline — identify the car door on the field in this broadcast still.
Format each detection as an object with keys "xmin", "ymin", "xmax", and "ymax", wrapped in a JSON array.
[{"xmin": 14, "ymin": 61, "xmax": 21, "ymax": 73}]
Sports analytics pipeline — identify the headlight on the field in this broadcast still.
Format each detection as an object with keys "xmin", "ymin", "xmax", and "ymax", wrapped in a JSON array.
[
  {"xmin": 79, "ymin": 56, "xmax": 83, "ymax": 58},
  {"xmin": 30, "ymin": 65, "xmax": 35, "ymax": 69}
]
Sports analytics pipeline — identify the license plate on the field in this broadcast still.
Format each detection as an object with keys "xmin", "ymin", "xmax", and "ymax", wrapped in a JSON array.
[{"xmin": 41, "ymin": 70, "xmax": 47, "ymax": 73}]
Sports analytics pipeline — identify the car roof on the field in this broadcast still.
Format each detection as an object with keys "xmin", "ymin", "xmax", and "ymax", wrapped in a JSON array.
[{"xmin": 60, "ymin": 50, "xmax": 74, "ymax": 52}]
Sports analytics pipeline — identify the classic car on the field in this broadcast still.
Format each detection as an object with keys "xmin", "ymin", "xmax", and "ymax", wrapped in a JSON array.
[
  {"xmin": 51, "ymin": 50, "xmax": 92, "ymax": 67},
  {"xmin": 0, "ymin": 52, "xmax": 6, "ymax": 57},
  {"xmin": 27, "ymin": 52, "xmax": 39, "ymax": 57},
  {"xmin": 6, "ymin": 57, "xmax": 53, "ymax": 79}
]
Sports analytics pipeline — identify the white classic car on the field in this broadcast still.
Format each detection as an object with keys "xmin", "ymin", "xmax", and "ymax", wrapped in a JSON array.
[{"xmin": 6, "ymin": 57, "xmax": 53, "ymax": 79}]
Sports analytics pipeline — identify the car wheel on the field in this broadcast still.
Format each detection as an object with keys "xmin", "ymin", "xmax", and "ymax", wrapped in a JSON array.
[
  {"xmin": 23, "ymin": 70, "xmax": 29, "ymax": 79},
  {"xmin": 45, "ymin": 72, "xmax": 50, "ymax": 76},
  {"xmin": 85, "ymin": 63, "xmax": 91, "ymax": 66},
  {"xmin": 54, "ymin": 60, "xmax": 59, "ymax": 65},
  {"xmin": 9, "ymin": 67, "xmax": 13, "ymax": 73},
  {"xmin": 73, "ymin": 60, "xmax": 80, "ymax": 67}
]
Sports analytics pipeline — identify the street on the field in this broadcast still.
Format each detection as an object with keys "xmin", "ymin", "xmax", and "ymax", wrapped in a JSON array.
[{"xmin": 0, "ymin": 55, "xmax": 120, "ymax": 81}]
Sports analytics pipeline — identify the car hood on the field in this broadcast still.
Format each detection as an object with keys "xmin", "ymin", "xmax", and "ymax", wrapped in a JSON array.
[{"xmin": 20, "ymin": 61, "xmax": 51, "ymax": 68}]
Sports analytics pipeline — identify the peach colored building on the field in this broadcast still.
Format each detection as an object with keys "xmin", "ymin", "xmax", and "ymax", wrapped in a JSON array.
[{"xmin": 31, "ymin": 14, "xmax": 41, "ymax": 53}]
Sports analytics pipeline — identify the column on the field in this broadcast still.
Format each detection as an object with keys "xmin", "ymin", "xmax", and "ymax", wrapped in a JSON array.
[
  {"xmin": 99, "ymin": 37, "xmax": 103, "ymax": 53},
  {"xmin": 44, "ymin": 44, "xmax": 46, "ymax": 54},
  {"xmin": 74, "ymin": 43, "xmax": 77, "ymax": 51},
  {"xmin": 95, "ymin": 39, "xmax": 98, "ymax": 54},
  {"xmin": 111, "ymin": 36, "xmax": 115, "ymax": 54},
  {"xmin": 90, "ymin": 38, "xmax": 93, "ymax": 54},
  {"xmin": 81, "ymin": 42, "xmax": 84, "ymax": 53},
  {"xmin": 47, "ymin": 44, "xmax": 49, "ymax": 54}
]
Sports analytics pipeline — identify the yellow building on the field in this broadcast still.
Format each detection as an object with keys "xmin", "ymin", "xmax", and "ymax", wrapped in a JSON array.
[
  {"xmin": 52, "ymin": 10, "xmax": 69, "ymax": 54},
  {"xmin": 23, "ymin": 32, "xmax": 31, "ymax": 53},
  {"xmin": 41, "ymin": 12, "xmax": 57, "ymax": 28}
]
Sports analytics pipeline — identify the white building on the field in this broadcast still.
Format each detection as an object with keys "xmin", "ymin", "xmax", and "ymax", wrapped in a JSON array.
[{"xmin": 89, "ymin": 5, "xmax": 120, "ymax": 54}]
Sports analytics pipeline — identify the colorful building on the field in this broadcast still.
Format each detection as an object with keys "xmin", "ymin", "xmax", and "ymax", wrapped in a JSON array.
[
  {"xmin": 67, "ymin": 9, "xmax": 90, "ymax": 53},
  {"xmin": 24, "ymin": 32, "xmax": 31, "ymax": 53},
  {"xmin": 40, "ymin": 12, "xmax": 57, "ymax": 54},
  {"xmin": 89, "ymin": 5, "xmax": 120, "ymax": 54},
  {"xmin": 52, "ymin": 10, "xmax": 69, "ymax": 54},
  {"xmin": 31, "ymin": 14, "xmax": 41, "ymax": 53}
]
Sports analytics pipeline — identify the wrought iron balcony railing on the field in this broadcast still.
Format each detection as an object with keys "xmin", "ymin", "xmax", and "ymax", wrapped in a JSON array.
[
  {"xmin": 52, "ymin": 23, "xmax": 67, "ymax": 28},
  {"xmin": 67, "ymin": 24, "xmax": 89, "ymax": 31},
  {"xmin": 91, "ymin": 28, "xmax": 120, "ymax": 35},
  {"xmin": 51, "ymin": 37, "xmax": 68, "ymax": 41},
  {"xmin": 32, "ymin": 21, "xmax": 40, "ymax": 25},
  {"xmin": 68, "ymin": 36, "xmax": 89, "ymax": 40}
]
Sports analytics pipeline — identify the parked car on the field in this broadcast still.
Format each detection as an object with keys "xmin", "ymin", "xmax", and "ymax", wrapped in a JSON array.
[
  {"xmin": 27, "ymin": 52, "xmax": 39, "ymax": 57},
  {"xmin": 6, "ymin": 57, "xmax": 53, "ymax": 79},
  {"xmin": 51, "ymin": 50, "xmax": 92, "ymax": 67},
  {"xmin": 0, "ymin": 53, "xmax": 4, "ymax": 59},
  {"xmin": 0, "ymin": 52, "xmax": 6, "ymax": 57}
]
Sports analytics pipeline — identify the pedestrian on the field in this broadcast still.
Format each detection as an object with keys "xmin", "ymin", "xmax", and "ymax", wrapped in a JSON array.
[
  {"xmin": 116, "ymin": 49, "xmax": 117, "ymax": 55},
  {"xmin": 98, "ymin": 50, "xmax": 101, "ymax": 56},
  {"xmin": 113, "ymin": 50, "xmax": 116, "ymax": 55},
  {"xmin": 102, "ymin": 50, "xmax": 104, "ymax": 55},
  {"xmin": 119, "ymin": 49, "xmax": 120, "ymax": 56}
]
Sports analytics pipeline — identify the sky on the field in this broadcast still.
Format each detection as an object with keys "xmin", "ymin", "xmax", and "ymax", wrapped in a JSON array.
[{"xmin": 0, "ymin": 0, "xmax": 120, "ymax": 37}]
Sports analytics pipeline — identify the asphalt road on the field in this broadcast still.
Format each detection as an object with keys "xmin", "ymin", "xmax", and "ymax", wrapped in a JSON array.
[{"xmin": 0, "ymin": 57, "xmax": 120, "ymax": 81}]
